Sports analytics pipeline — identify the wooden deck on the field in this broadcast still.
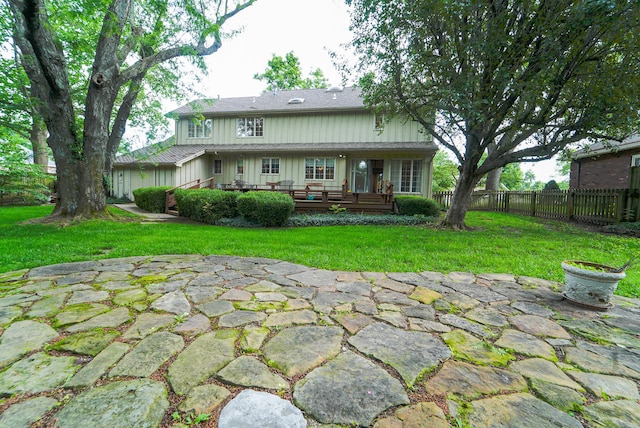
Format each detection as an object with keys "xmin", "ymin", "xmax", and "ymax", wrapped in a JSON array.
[
  {"xmin": 165, "ymin": 179, "xmax": 395, "ymax": 215},
  {"xmin": 285, "ymin": 188, "xmax": 394, "ymax": 213}
]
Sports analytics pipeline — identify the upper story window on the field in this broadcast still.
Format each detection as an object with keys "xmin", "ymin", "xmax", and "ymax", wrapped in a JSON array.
[
  {"xmin": 237, "ymin": 117, "xmax": 264, "ymax": 138},
  {"xmin": 374, "ymin": 113, "xmax": 384, "ymax": 131},
  {"xmin": 305, "ymin": 158, "xmax": 335, "ymax": 180},
  {"xmin": 390, "ymin": 159, "xmax": 422, "ymax": 193},
  {"xmin": 262, "ymin": 158, "xmax": 280, "ymax": 174},
  {"xmin": 632, "ymin": 154, "xmax": 640, "ymax": 167},
  {"xmin": 188, "ymin": 118, "xmax": 212, "ymax": 138}
]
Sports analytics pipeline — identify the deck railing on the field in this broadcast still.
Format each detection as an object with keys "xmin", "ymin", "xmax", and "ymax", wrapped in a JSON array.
[
  {"xmin": 433, "ymin": 188, "xmax": 634, "ymax": 225},
  {"xmin": 165, "ymin": 177, "xmax": 216, "ymax": 213},
  {"xmin": 165, "ymin": 179, "xmax": 395, "ymax": 214}
]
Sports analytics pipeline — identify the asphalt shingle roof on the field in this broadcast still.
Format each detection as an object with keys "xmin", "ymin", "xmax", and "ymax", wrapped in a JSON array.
[
  {"xmin": 114, "ymin": 141, "xmax": 435, "ymax": 166},
  {"xmin": 573, "ymin": 134, "xmax": 640, "ymax": 159},
  {"xmin": 114, "ymin": 143, "xmax": 204, "ymax": 166},
  {"xmin": 169, "ymin": 87, "xmax": 365, "ymax": 116}
]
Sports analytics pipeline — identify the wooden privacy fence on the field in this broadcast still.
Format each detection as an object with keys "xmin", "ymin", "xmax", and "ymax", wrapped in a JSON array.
[{"xmin": 432, "ymin": 188, "xmax": 638, "ymax": 225}]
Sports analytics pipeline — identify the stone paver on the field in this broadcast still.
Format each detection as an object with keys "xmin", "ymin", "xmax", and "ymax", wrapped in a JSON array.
[
  {"xmin": 0, "ymin": 320, "xmax": 58, "ymax": 368},
  {"xmin": 348, "ymin": 322, "xmax": 451, "ymax": 387},
  {"xmin": 467, "ymin": 393, "xmax": 582, "ymax": 428},
  {"xmin": 217, "ymin": 355, "xmax": 289, "ymax": 390},
  {"xmin": 0, "ymin": 352, "xmax": 79, "ymax": 395},
  {"xmin": 1, "ymin": 255, "xmax": 639, "ymax": 427},
  {"xmin": 219, "ymin": 389, "xmax": 306, "ymax": 428},
  {"xmin": 109, "ymin": 332, "xmax": 184, "ymax": 378},
  {"xmin": 424, "ymin": 360, "xmax": 527, "ymax": 399},
  {"xmin": 293, "ymin": 351, "xmax": 409, "ymax": 426},
  {"xmin": 263, "ymin": 325, "xmax": 343, "ymax": 376},
  {"xmin": 54, "ymin": 379, "xmax": 168, "ymax": 428},
  {"xmin": 167, "ymin": 330, "xmax": 237, "ymax": 396},
  {"xmin": 0, "ymin": 396, "xmax": 58, "ymax": 428}
]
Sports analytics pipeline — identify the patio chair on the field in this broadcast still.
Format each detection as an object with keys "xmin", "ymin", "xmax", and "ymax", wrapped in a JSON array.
[
  {"xmin": 234, "ymin": 179, "xmax": 255, "ymax": 190},
  {"xmin": 277, "ymin": 180, "xmax": 294, "ymax": 190}
]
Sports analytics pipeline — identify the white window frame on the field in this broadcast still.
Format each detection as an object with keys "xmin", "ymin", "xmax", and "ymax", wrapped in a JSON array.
[
  {"xmin": 631, "ymin": 154, "xmax": 640, "ymax": 167},
  {"xmin": 187, "ymin": 118, "xmax": 212, "ymax": 138},
  {"xmin": 390, "ymin": 159, "xmax": 423, "ymax": 193},
  {"xmin": 236, "ymin": 117, "xmax": 264, "ymax": 138},
  {"xmin": 305, "ymin": 158, "xmax": 335, "ymax": 180},
  {"xmin": 261, "ymin": 158, "xmax": 280, "ymax": 174}
]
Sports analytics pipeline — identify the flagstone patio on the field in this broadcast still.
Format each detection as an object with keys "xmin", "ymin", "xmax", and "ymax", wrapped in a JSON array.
[{"xmin": 0, "ymin": 255, "xmax": 639, "ymax": 427}]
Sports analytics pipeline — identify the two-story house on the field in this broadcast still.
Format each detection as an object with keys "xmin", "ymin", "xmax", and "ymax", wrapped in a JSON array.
[{"xmin": 111, "ymin": 86, "xmax": 437, "ymax": 200}]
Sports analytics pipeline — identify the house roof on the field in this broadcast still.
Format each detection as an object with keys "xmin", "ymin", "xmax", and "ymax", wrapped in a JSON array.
[
  {"xmin": 169, "ymin": 86, "xmax": 366, "ymax": 117},
  {"xmin": 573, "ymin": 134, "xmax": 640, "ymax": 160},
  {"xmin": 114, "ymin": 141, "xmax": 436, "ymax": 167},
  {"xmin": 114, "ymin": 137, "xmax": 201, "ymax": 167}
]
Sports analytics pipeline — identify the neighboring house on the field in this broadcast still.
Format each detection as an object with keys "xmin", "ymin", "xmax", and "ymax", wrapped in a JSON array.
[
  {"xmin": 570, "ymin": 134, "xmax": 640, "ymax": 189},
  {"xmin": 112, "ymin": 86, "xmax": 437, "ymax": 200}
]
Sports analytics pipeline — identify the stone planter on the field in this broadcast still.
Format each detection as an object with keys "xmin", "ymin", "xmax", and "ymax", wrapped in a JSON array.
[{"xmin": 561, "ymin": 260, "xmax": 625, "ymax": 310}]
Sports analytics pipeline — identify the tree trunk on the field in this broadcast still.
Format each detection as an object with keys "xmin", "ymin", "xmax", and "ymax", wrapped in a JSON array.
[
  {"xmin": 442, "ymin": 163, "xmax": 481, "ymax": 229},
  {"xmin": 30, "ymin": 115, "xmax": 48, "ymax": 170},
  {"xmin": 441, "ymin": 130, "xmax": 485, "ymax": 229},
  {"xmin": 484, "ymin": 167, "xmax": 502, "ymax": 191}
]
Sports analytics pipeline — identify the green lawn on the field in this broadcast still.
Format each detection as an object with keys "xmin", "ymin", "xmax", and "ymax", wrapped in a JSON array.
[{"xmin": 2, "ymin": 205, "xmax": 639, "ymax": 297}]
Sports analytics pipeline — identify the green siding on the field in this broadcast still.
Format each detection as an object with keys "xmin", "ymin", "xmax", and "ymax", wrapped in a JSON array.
[{"xmin": 176, "ymin": 111, "xmax": 427, "ymax": 145}]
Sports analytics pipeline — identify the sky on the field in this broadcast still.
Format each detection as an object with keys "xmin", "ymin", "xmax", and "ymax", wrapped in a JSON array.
[
  {"xmin": 161, "ymin": 0, "xmax": 563, "ymax": 183},
  {"xmin": 172, "ymin": 0, "xmax": 353, "ymax": 103}
]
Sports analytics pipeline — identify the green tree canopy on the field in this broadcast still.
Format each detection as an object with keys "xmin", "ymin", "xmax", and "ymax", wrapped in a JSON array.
[
  {"xmin": 522, "ymin": 170, "xmax": 544, "ymax": 191},
  {"xmin": 432, "ymin": 151, "xmax": 458, "ymax": 192},
  {"xmin": 499, "ymin": 163, "xmax": 524, "ymax": 191},
  {"xmin": 346, "ymin": 0, "xmax": 640, "ymax": 229},
  {"xmin": 254, "ymin": 51, "xmax": 328, "ymax": 91}
]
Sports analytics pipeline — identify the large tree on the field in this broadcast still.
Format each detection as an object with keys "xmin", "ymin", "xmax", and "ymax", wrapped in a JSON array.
[
  {"xmin": 7, "ymin": 0, "xmax": 256, "ymax": 219},
  {"xmin": 0, "ymin": 7, "xmax": 48, "ymax": 169},
  {"xmin": 346, "ymin": 0, "xmax": 640, "ymax": 229}
]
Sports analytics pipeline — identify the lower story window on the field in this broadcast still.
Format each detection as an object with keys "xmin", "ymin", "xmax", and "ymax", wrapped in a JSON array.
[
  {"xmin": 305, "ymin": 158, "xmax": 335, "ymax": 180},
  {"xmin": 213, "ymin": 159, "xmax": 222, "ymax": 174},
  {"xmin": 237, "ymin": 158, "xmax": 244, "ymax": 175},
  {"xmin": 390, "ymin": 159, "xmax": 422, "ymax": 193},
  {"xmin": 262, "ymin": 158, "xmax": 280, "ymax": 174}
]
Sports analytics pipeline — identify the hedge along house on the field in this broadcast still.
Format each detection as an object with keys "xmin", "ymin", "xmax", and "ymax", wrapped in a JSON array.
[{"xmin": 111, "ymin": 86, "xmax": 437, "ymax": 200}]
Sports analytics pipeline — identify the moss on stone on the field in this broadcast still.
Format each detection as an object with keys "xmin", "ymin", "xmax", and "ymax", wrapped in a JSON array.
[{"xmin": 132, "ymin": 275, "xmax": 168, "ymax": 286}]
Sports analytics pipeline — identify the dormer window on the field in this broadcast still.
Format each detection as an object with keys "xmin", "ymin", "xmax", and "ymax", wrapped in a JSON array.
[
  {"xmin": 288, "ymin": 98, "xmax": 305, "ymax": 104},
  {"xmin": 188, "ymin": 118, "xmax": 212, "ymax": 138}
]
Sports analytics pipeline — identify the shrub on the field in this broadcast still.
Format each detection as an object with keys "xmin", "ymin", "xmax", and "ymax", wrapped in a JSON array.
[
  {"xmin": 394, "ymin": 195, "xmax": 442, "ymax": 217},
  {"xmin": 237, "ymin": 191, "xmax": 295, "ymax": 227},
  {"xmin": 286, "ymin": 213, "xmax": 438, "ymax": 227},
  {"xmin": 132, "ymin": 186, "xmax": 172, "ymax": 213},
  {"xmin": 544, "ymin": 180, "xmax": 560, "ymax": 191},
  {"xmin": 602, "ymin": 222, "xmax": 640, "ymax": 237},
  {"xmin": 174, "ymin": 188, "xmax": 238, "ymax": 224}
]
